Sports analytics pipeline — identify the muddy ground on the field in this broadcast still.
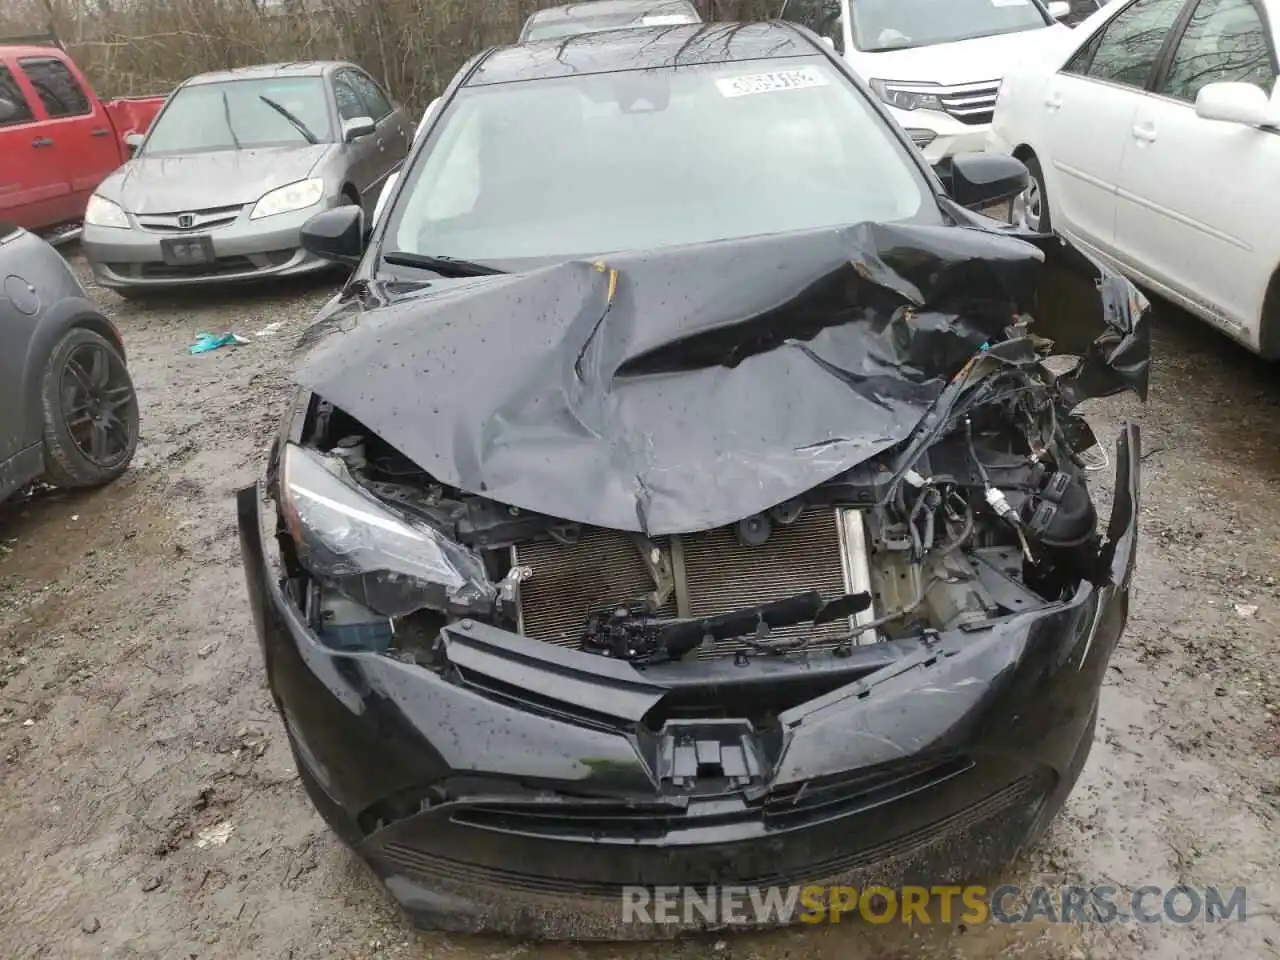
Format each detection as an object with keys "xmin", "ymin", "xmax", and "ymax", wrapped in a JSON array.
[{"xmin": 1, "ymin": 253, "xmax": 1278, "ymax": 960}]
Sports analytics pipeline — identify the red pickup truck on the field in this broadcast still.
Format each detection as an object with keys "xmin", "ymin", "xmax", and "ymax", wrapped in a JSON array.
[{"xmin": 0, "ymin": 33, "xmax": 167, "ymax": 235}]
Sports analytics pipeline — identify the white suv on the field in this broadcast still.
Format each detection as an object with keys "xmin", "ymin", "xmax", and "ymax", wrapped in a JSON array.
[{"xmin": 777, "ymin": 0, "xmax": 1087, "ymax": 162}]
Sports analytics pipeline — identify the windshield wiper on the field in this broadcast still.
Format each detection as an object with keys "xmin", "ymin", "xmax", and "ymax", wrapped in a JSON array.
[
  {"xmin": 258, "ymin": 95, "xmax": 319, "ymax": 144},
  {"xmin": 221, "ymin": 90, "xmax": 241, "ymax": 149},
  {"xmin": 864, "ymin": 41, "xmax": 922, "ymax": 51},
  {"xmin": 381, "ymin": 251, "xmax": 506, "ymax": 277}
]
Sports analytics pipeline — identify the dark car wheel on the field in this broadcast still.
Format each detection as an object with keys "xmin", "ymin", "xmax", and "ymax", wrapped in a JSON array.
[
  {"xmin": 39, "ymin": 327, "xmax": 140, "ymax": 489},
  {"xmin": 1013, "ymin": 153, "xmax": 1051, "ymax": 233}
]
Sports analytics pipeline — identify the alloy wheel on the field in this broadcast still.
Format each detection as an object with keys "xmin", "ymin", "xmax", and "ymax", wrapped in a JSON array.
[{"xmin": 59, "ymin": 342, "xmax": 138, "ymax": 468}]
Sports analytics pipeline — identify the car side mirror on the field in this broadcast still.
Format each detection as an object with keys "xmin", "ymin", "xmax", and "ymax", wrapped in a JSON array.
[
  {"xmin": 342, "ymin": 116, "xmax": 377, "ymax": 142},
  {"xmin": 1047, "ymin": 1, "xmax": 1071, "ymax": 19},
  {"xmin": 300, "ymin": 204, "xmax": 366, "ymax": 265},
  {"xmin": 1195, "ymin": 81, "xmax": 1277, "ymax": 127},
  {"xmin": 935, "ymin": 152, "xmax": 1029, "ymax": 209},
  {"xmin": 123, "ymin": 130, "xmax": 145, "ymax": 155}
]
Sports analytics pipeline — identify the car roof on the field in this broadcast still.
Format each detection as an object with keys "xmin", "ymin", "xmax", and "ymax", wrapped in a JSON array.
[
  {"xmin": 471, "ymin": 21, "xmax": 820, "ymax": 87},
  {"xmin": 183, "ymin": 61, "xmax": 343, "ymax": 86},
  {"xmin": 525, "ymin": 0, "xmax": 697, "ymax": 25}
]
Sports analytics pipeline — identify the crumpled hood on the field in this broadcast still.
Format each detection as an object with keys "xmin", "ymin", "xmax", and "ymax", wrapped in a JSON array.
[
  {"xmin": 846, "ymin": 24, "xmax": 1072, "ymax": 85},
  {"xmin": 293, "ymin": 220, "xmax": 1148, "ymax": 535},
  {"xmin": 100, "ymin": 144, "xmax": 333, "ymax": 214}
]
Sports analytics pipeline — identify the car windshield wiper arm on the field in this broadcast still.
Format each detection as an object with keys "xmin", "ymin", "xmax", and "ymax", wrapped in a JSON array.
[
  {"xmin": 381, "ymin": 251, "xmax": 506, "ymax": 277},
  {"xmin": 221, "ymin": 90, "xmax": 241, "ymax": 149},
  {"xmin": 258, "ymin": 95, "xmax": 319, "ymax": 144}
]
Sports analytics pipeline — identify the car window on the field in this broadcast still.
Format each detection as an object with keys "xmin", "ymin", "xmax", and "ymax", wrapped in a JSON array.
[
  {"xmin": 349, "ymin": 70, "xmax": 393, "ymax": 120},
  {"xmin": 0, "ymin": 66, "xmax": 36, "ymax": 126},
  {"xmin": 19, "ymin": 58, "xmax": 91, "ymax": 118},
  {"xmin": 1062, "ymin": 29, "xmax": 1106, "ymax": 72},
  {"xmin": 142, "ymin": 77, "xmax": 334, "ymax": 154},
  {"xmin": 388, "ymin": 57, "xmax": 937, "ymax": 267},
  {"xmin": 1159, "ymin": 0, "xmax": 1276, "ymax": 101},
  {"xmin": 333, "ymin": 75, "xmax": 367, "ymax": 121},
  {"xmin": 522, "ymin": 2, "xmax": 700, "ymax": 41},
  {"xmin": 779, "ymin": 0, "xmax": 846, "ymax": 53},
  {"xmin": 848, "ymin": 0, "xmax": 1051, "ymax": 51},
  {"xmin": 1081, "ymin": 0, "xmax": 1188, "ymax": 88}
]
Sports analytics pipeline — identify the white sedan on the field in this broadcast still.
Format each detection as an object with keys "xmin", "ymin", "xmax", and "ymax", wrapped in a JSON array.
[{"xmin": 988, "ymin": 0, "xmax": 1280, "ymax": 357}]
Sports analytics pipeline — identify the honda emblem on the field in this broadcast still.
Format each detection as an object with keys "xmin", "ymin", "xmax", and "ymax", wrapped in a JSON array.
[{"xmin": 178, "ymin": 213, "xmax": 195, "ymax": 229}]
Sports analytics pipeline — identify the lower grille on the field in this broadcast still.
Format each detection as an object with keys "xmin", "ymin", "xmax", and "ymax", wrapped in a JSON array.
[
  {"xmin": 111, "ymin": 250, "xmax": 294, "ymax": 280},
  {"xmin": 139, "ymin": 255, "xmax": 258, "ymax": 278},
  {"xmin": 375, "ymin": 773, "xmax": 1046, "ymax": 897},
  {"xmin": 511, "ymin": 508, "xmax": 867, "ymax": 659}
]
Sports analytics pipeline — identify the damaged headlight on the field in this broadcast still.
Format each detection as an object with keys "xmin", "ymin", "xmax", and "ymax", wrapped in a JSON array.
[{"xmin": 279, "ymin": 442, "xmax": 497, "ymax": 618}]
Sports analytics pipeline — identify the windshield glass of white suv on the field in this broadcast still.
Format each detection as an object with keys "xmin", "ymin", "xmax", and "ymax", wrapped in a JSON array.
[
  {"xmin": 142, "ymin": 77, "xmax": 333, "ymax": 155},
  {"xmin": 387, "ymin": 57, "xmax": 934, "ymax": 266},
  {"xmin": 525, "ymin": 12, "xmax": 699, "ymax": 41},
  {"xmin": 852, "ymin": 0, "xmax": 1049, "ymax": 51}
]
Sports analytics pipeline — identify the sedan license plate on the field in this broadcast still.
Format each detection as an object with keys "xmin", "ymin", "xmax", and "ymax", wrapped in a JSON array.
[{"xmin": 160, "ymin": 235, "xmax": 215, "ymax": 266}]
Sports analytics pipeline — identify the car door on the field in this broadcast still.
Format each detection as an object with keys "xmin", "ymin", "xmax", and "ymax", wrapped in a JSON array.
[
  {"xmin": 17, "ymin": 56, "xmax": 121, "ymax": 219},
  {"xmin": 347, "ymin": 68, "xmax": 411, "ymax": 183},
  {"xmin": 0, "ymin": 60, "xmax": 65, "ymax": 229},
  {"xmin": 332, "ymin": 69, "xmax": 383, "ymax": 210},
  {"xmin": 1034, "ymin": 0, "xmax": 1190, "ymax": 255},
  {"xmin": 1112, "ymin": 0, "xmax": 1278, "ymax": 349}
]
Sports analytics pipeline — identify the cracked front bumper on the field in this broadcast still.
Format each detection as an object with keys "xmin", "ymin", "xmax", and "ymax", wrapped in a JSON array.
[{"xmin": 236, "ymin": 426, "xmax": 1139, "ymax": 939}]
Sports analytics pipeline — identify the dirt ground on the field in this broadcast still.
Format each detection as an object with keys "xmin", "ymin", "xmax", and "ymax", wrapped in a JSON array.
[{"xmin": 1, "ymin": 253, "xmax": 1278, "ymax": 960}]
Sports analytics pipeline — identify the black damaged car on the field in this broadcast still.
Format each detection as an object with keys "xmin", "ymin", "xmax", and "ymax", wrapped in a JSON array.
[{"xmin": 236, "ymin": 22, "xmax": 1148, "ymax": 939}]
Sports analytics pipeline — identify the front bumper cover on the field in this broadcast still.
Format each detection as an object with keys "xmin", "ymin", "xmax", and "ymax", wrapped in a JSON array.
[
  {"xmin": 237, "ymin": 425, "xmax": 1140, "ymax": 939},
  {"xmin": 82, "ymin": 200, "xmax": 338, "ymax": 289}
]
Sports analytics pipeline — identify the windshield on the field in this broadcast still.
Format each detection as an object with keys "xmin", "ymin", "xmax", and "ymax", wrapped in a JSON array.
[
  {"xmin": 852, "ymin": 0, "xmax": 1050, "ymax": 51},
  {"xmin": 525, "ymin": 12, "xmax": 699, "ymax": 40},
  {"xmin": 386, "ymin": 57, "xmax": 934, "ymax": 268},
  {"xmin": 142, "ymin": 77, "xmax": 332, "ymax": 155},
  {"xmin": 523, "ymin": 1, "xmax": 699, "ymax": 41}
]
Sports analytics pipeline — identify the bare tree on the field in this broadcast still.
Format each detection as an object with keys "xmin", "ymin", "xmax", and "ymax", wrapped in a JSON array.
[{"xmin": 2, "ymin": 0, "xmax": 776, "ymax": 105}]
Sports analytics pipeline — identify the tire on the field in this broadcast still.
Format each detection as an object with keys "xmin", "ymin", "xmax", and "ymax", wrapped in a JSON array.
[
  {"xmin": 1014, "ymin": 153, "xmax": 1051, "ymax": 234},
  {"xmin": 1259, "ymin": 269, "xmax": 1280, "ymax": 360},
  {"xmin": 39, "ymin": 326, "xmax": 140, "ymax": 489}
]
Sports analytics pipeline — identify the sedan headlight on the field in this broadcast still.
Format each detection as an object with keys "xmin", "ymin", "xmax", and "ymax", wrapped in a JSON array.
[
  {"xmin": 85, "ymin": 194, "xmax": 129, "ymax": 229},
  {"xmin": 250, "ymin": 178, "xmax": 325, "ymax": 220},
  {"xmin": 279, "ymin": 442, "xmax": 497, "ymax": 618},
  {"xmin": 869, "ymin": 79, "xmax": 945, "ymax": 112}
]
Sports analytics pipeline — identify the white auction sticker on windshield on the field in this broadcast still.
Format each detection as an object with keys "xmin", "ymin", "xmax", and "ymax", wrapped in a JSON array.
[
  {"xmin": 716, "ymin": 66, "xmax": 829, "ymax": 98},
  {"xmin": 642, "ymin": 13, "xmax": 698, "ymax": 25}
]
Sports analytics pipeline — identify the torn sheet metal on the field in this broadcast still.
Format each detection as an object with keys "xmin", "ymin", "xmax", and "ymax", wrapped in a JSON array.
[{"xmin": 294, "ymin": 221, "xmax": 1149, "ymax": 536}]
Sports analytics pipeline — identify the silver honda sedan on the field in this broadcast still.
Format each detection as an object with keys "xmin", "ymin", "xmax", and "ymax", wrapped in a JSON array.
[{"xmin": 81, "ymin": 61, "xmax": 411, "ymax": 293}]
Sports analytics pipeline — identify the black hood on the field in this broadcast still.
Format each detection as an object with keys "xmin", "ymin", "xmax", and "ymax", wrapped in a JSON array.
[{"xmin": 293, "ymin": 220, "xmax": 1149, "ymax": 535}]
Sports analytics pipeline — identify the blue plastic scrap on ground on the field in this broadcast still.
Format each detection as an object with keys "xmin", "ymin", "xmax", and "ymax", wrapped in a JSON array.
[{"xmin": 189, "ymin": 332, "xmax": 250, "ymax": 354}]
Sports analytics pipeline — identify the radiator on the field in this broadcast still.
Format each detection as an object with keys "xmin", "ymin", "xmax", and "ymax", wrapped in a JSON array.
[{"xmin": 510, "ymin": 508, "xmax": 874, "ymax": 659}]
